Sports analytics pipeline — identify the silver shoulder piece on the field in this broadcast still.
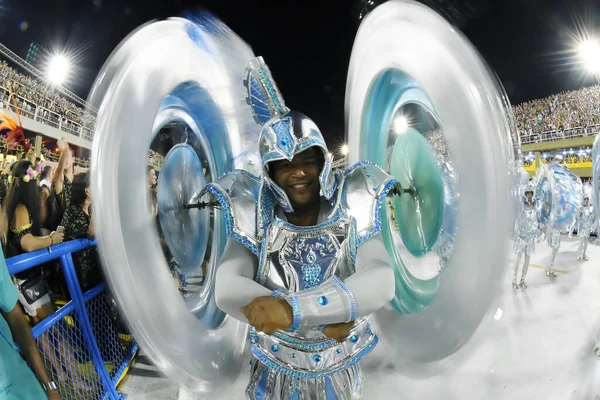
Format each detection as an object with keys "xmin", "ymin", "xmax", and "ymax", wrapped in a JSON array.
[
  {"xmin": 340, "ymin": 161, "xmax": 397, "ymax": 246},
  {"xmin": 203, "ymin": 170, "xmax": 262, "ymax": 255}
]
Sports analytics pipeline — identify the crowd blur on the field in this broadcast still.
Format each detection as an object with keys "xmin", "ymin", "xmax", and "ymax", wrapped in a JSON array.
[
  {"xmin": 0, "ymin": 138, "xmax": 103, "ymax": 392},
  {"xmin": 513, "ymin": 85, "xmax": 600, "ymax": 140},
  {"xmin": 0, "ymin": 136, "xmax": 90, "ymax": 167},
  {"xmin": 148, "ymin": 149, "xmax": 164, "ymax": 169},
  {"xmin": 0, "ymin": 60, "xmax": 95, "ymax": 129}
]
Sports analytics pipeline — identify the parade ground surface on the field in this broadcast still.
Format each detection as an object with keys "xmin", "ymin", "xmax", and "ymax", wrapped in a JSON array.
[{"xmin": 120, "ymin": 236, "xmax": 600, "ymax": 400}]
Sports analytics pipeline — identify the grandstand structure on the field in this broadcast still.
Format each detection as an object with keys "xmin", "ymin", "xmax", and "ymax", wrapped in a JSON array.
[
  {"xmin": 514, "ymin": 85, "xmax": 600, "ymax": 178},
  {"xmin": 0, "ymin": 39, "xmax": 597, "ymax": 174},
  {"xmin": 0, "ymin": 42, "xmax": 166, "ymax": 169},
  {"xmin": 0, "ymin": 44, "xmax": 94, "ymax": 164}
]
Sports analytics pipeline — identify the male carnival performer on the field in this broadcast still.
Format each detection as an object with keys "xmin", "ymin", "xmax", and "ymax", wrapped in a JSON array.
[
  {"xmin": 512, "ymin": 182, "xmax": 540, "ymax": 289},
  {"xmin": 576, "ymin": 189, "xmax": 597, "ymax": 261},
  {"xmin": 212, "ymin": 57, "xmax": 396, "ymax": 399}
]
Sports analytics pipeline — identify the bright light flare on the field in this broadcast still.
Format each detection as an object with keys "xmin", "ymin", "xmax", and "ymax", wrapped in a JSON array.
[
  {"xmin": 578, "ymin": 39, "xmax": 600, "ymax": 74},
  {"xmin": 47, "ymin": 54, "xmax": 71, "ymax": 85},
  {"xmin": 340, "ymin": 144, "xmax": 349, "ymax": 156},
  {"xmin": 393, "ymin": 115, "xmax": 410, "ymax": 134}
]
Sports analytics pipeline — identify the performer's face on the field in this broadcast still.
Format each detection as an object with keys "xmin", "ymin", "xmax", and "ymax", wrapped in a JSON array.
[
  {"xmin": 525, "ymin": 192, "xmax": 533, "ymax": 203},
  {"xmin": 271, "ymin": 148, "xmax": 322, "ymax": 209}
]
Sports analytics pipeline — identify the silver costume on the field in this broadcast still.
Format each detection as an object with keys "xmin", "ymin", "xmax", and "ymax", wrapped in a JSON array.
[
  {"xmin": 545, "ymin": 227, "xmax": 561, "ymax": 277},
  {"xmin": 512, "ymin": 182, "xmax": 539, "ymax": 289},
  {"xmin": 576, "ymin": 201, "xmax": 597, "ymax": 261},
  {"xmin": 211, "ymin": 57, "xmax": 396, "ymax": 399}
]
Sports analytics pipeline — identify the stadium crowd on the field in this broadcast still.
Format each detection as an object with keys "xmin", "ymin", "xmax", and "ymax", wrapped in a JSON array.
[
  {"xmin": 2, "ymin": 55, "xmax": 600, "ymax": 146},
  {"xmin": 513, "ymin": 85, "xmax": 600, "ymax": 140},
  {"xmin": 0, "ymin": 60, "xmax": 95, "ymax": 129}
]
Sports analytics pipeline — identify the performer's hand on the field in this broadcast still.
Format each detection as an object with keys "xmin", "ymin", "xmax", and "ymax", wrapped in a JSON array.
[
  {"xmin": 241, "ymin": 296, "xmax": 293, "ymax": 335},
  {"xmin": 322, "ymin": 321, "xmax": 355, "ymax": 342}
]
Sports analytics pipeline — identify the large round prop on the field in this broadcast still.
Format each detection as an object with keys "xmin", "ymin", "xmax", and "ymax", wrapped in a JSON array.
[
  {"xmin": 535, "ymin": 163, "xmax": 558, "ymax": 229},
  {"xmin": 157, "ymin": 143, "xmax": 209, "ymax": 276},
  {"xmin": 89, "ymin": 17, "xmax": 258, "ymax": 391},
  {"xmin": 389, "ymin": 127, "xmax": 444, "ymax": 256},
  {"xmin": 540, "ymin": 163, "xmax": 583, "ymax": 231},
  {"xmin": 345, "ymin": 0, "xmax": 513, "ymax": 369}
]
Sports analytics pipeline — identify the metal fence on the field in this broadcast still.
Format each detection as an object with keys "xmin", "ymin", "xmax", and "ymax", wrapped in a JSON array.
[
  {"xmin": 520, "ymin": 124, "xmax": 600, "ymax": 145},
  {"xmin": 6, "ymin": 239, "xmax": 137, "ymax": 400},
  {"xmin": 0, "ymin": 84, "xmax": 95, "ymax": 141}
]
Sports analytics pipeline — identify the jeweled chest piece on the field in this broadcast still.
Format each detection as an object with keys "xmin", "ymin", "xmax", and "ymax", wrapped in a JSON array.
[{"xmin": 282, "ymin": 234, "xmax": 340, "ymax": 291}]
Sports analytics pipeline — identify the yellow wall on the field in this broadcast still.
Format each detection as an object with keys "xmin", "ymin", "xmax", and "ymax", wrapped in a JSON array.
[
  {"xmin": 524, "ymin": 161, "xmax": 592, "ymax": 177},
  {"xmin": 521, "ymin": 136, "xmax": 595, "ymax": 178}
]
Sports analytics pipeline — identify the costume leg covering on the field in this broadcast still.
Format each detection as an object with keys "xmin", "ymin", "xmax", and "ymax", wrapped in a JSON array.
[
  {"xmin": 513, "ymin": 252, "xmax": 523, "ymax": 286},
  {"xmin": 520, "ymin": 254, "xmax": 530, "ymax": 288},
  {"xmin": 546, "ymin": 247, "xmax": 558, "ymax": 277},
  {"xmin": 578, "ymin": 237, "xmax": 588, "ymax": 260}
]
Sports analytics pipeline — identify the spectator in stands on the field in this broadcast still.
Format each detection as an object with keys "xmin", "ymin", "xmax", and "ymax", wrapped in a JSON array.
[
  {"xmin": 4, "ymin": 160, "xmax": 64, "ymax": 317},
  {"xmin": 38, "ymin": 165, "xmax": 54, "ymax": 237},
  {"xmin": 4, "ymin": 159, "xmax": 92, "ymax": 390},
  {"xmin": 147, "ymin": 166, "xmax": 157, "ymax": 195},
  {"xmin": 52, "ymin": 139, "xmax": 74, "ymax": 219},
  {"xmin": 61, "ymin": 172, "xmax": 100, "ymax": 292},
  {"xmin": 0, "ymin": 248, "xmax": 60, "ymax": 399},
  {"xmin": 0, "ymin": 162, "xmax": 15, "ymax": 206},
  {"xmin": 39, "ymin": 165, "xmax": 53, "ymax": 190}
]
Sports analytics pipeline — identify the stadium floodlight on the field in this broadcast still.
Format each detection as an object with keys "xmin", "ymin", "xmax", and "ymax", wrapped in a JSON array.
[
  {"xmin": 578, "ymin": 39, "xmax": 600, "ymax": 74},
  {"xmin": 46, "ymin": 54, "xmax": 71, "ymax": 86},
  {"xmin": 341, "ymin": 144, "xmax": 349, "ymax": 156},
  {"xmin": 393, "ymin": 115, "xmax": 410, "ymax": 134}
]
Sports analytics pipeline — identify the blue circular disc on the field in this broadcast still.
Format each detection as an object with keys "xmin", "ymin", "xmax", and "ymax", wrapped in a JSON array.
[
  {"xmin": 158, "ymin": 143, "xmax": 209, "ymax": 275},
  {"xmin": 390, "ymin": 128, "xmax": 444, "ymax": 256}
]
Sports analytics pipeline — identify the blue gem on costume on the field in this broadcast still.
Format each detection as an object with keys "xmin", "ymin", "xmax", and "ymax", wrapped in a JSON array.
[
  {"xmin": 318, "ymin": 296, "xmax": 329, "ymax": 306},
  {"xmin": 313, "ymin": 354, "xmax": 322, "ymax": 363},
  {"xmin": 271, "ymin": 344, "xmax": 280, "ymax": 352},
  {"xmin": 302, "ymin": 264, "xmax": 322, "ymax": 289},
  {"xmin": 336, "ymin": 349, "xmax": 342, "ymax": 354},
  {"xmin": 291, "ymin": 353, "xmax": 296, "ymax": 359},
  {"xmin": 350, "ymin": 335, "xmax": 358, "ymax": 343}
]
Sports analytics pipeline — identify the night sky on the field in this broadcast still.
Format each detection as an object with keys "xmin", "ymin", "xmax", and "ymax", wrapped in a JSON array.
[{"xmin": 0, "ymin": 0, "xmax": 598, "ymax": 145}]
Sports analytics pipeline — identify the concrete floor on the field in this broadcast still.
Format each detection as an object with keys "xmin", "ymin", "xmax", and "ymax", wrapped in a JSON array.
[{"xmin": 119, "ymin": 235, "xmax": 600, "ymax": 400}]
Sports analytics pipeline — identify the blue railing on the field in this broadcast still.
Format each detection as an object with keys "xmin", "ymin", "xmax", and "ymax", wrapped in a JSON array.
[{"xmin": 6, "ymin": 239, "xmax": 137, "ymax": 400}]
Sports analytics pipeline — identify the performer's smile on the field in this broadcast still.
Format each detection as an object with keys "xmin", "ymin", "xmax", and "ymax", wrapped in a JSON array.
[{"xmin": 271, "ymin": 149, "xmax": 322, "ymax": 208}]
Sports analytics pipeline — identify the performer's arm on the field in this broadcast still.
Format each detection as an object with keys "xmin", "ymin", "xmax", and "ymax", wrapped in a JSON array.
[
  {"xmin": 281, "ymin": 233, "xmax": 394, "ymax": 330},
  {"xmin": 215, "ymin": 239, "xmax": 272, "ymax": 323}
]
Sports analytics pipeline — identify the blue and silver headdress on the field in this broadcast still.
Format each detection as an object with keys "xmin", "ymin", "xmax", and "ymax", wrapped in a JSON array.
[
  {"xmin": 522, "ymin": 181, "xmax": 535, "ymax": 205},
  {"xmin": 523, "ymin": 181, "xmax": 535, "ymax": 195},
  {"xmin": 244, "ymin": 57, "xmax": 336, "ymax": 212}
]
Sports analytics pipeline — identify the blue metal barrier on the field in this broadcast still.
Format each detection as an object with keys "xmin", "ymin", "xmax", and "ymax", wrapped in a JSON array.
[{"xmin": 6, "ymin": 239, "xmax": 138, "ymax": 400}]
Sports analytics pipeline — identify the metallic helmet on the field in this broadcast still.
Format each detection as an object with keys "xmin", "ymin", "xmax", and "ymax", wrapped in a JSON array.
[{"xmin": 245, "ymin": 57, "xmax": 337, "ymax": 212}]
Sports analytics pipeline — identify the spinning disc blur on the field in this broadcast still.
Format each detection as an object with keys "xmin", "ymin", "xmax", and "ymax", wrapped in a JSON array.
[
  {"xmin": 345, "ymin": 0, "xmax": 513, "ymax": 370},
  {"xmin": 389, "ymin": 128, "xmax": 444, "ymax": 256},
  {"xmin": 535, "ymin": 164, "xmax": 557, "ymax": 228},
  {"xmin": 548, "ymin": 163, "xmax": 583, "ymax": 230},
  {"xmin": 158, "ymin": 143, "xmax": 209, "ymax": 275},
  {"xmin": 89, "ymin": 16, "xmax": 257, "ymax": 392}
]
